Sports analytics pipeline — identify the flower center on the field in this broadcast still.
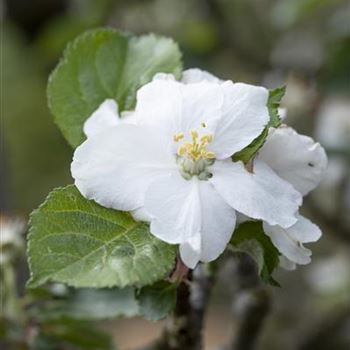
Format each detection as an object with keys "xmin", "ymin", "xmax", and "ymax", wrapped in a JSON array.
[{"xmin": 173, "ymin": 123, "xmax": 215, "ymax": 180}]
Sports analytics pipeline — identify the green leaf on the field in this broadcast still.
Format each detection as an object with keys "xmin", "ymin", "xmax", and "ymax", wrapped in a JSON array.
[
  {"xmin": 138, "ymin": 281, "xmax": 177, "ymax": 321},
  {"xmin": 27, "ymin": 185, "xmax": 177, "ymax": 288},
  {"xmin": 267, "ymin": 86, "xmax": 286, "ymax": 128},
  {"xmin": 48, "ymin": 28, "xmax": 183, "ymax": 148},
  {"xmin": 230, "ymin": 221, "xmax": 280, "ymax": 285},
  {"xmin": 232, "ymin": 128, "xmax": 268, "ymax": 163},
  {"xmin": 232, "ymin": 86, "xmax": 286, "ymax": 163},
  {"xmin": 37, "ymin": 287, "xmax": 139, "ymax": 321}
]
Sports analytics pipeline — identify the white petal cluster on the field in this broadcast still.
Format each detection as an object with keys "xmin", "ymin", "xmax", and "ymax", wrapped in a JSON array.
[
  {"xmin": 0, "ymin": 216, "xmax": 25, "ymax": 265},
  {"xmin": 71, "ymin": 68, "xmax": 326, "ymax": 269},
  {"xmin": 257, "ymin": 127, "xmax": 327, "ymax": 269}
]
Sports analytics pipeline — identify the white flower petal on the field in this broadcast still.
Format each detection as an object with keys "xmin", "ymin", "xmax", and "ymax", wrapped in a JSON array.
[
  {"xmin": 179, "ymin": 82, "xmax": 223, "ymax": 135},
  {"xmin": 72, "ymin": 124, "xmax": 175, "ymax": 211},
  {"xmin": 83, "ymin": 99, "xmax": 120, "ymax": 138},
  {"xmin": 152, "ymin": 72, "xmax": 176, "ymax": 81},
  {"xmin": 263, "ymin": 221, "xmax": 312, "ymax": 265},
  {"xmin": 145, "ymin": 174, "xmax": 202, "ymax": 244},
  {"xmin": 283, "ymin": 215, "xmax": 322, "ymax": 243},
  {"xmin": 279, "ymin": 256, "xmax": 297, "ymax": 270},
  {"xmin": 179, "ymin": 235, "xmax": 201, "ymax": 269},
  {"xmin": 145, "ymin": 176, "xmax": 236, "ymax": 267},
  {"xmin": 258, "ymin": 127, "xmax": 327, "ymax": 195},
  {"xmin": 236, "ymin": 213, "xmax": 250, "ymax": 225},
  {"xmin": 134, "ymin": 79, "xmax": 182, "ymax": 136},
  {"xmin": 181, "ymin": 68, "xmax": 222, "ymax": 84},
  {"xmin": 135, "ymin": 78, "xmax": 224, "ymax": 139},
  {"xmin": 210, "ymin": 159, "xmax": 301, "ymax": 227},
  {"xmin": 197, "ymin": 181, "xmax": 236, "ymax": 263},
  {"xmin": 119, "ymin": 110, "xmax": 140, "ymax": 124},
  {"xmin": 211, "ymin": 82, "xmax": 269, "ymax": 159},
  {"xmin": 131, "ymin": 207, "xmax": 152, "ymax": 222},
  {"xmin": 152, "ymin": 68, "xmax": 222, "ymax": 84},
  {"xmin": 265, "ymin": 215, "xmax": 321, "ymax": 268}
]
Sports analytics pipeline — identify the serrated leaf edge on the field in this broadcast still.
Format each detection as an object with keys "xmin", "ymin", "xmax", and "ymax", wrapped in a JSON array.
[{"xmin": 26, "ymin": 185, "xmax": 176, "ymax": 289}]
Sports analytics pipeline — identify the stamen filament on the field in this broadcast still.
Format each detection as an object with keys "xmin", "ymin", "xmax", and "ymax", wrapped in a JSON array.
[{"xmin": 174, "ymin": 124, "xmax": 215, "ymax": 181}]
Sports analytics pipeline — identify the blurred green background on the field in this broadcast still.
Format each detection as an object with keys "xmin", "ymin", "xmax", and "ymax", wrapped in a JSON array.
[{"xmin": 1, "ymin": 0, "xmax": 350, "ymax": 349}]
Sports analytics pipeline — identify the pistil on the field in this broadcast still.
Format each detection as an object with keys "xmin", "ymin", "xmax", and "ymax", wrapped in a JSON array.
[{"xmin": 174, "ymin": 124, "xmax": 215, "ymax": 180}]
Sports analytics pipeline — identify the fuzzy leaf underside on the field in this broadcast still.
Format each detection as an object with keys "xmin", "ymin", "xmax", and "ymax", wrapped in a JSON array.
[
  {"xmin": 27, "ymin": 185, "xmax": 177, "ymax": 288},
  {"xmin": 37, "ymin": 287, "xmax": 139, "ymax": 321},
  {"xmin": 36, "ymin": 284, "xmax": 176, "ymax": 322},
  {"xmin": 138, "ymin": 281, "xmax": 177, "ymax": 321},
  {"xmin": 48, "ymin": 28, "xmax": 183, "ymax": 148},
  {"xmin": 230, "ymin": 221, "xmax": 280, "ymax": 286}
]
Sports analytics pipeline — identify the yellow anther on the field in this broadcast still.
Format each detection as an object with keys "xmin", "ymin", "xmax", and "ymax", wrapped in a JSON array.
[
  {"xmin": 200, "ymin": 134, "xmax": 213, "ymax": 144},
  {"xmin": 173, "ymin": 133, "xmax": 184, "ymax": 142},
  {"xmin": 174, "ymin": 127, "xmax": 215, "ymax": 162},
  {"xmin": 205, "ymin": 151, "xmax": 215, "ymax": 159},
  {"xmin": 178, "ymin": 145, "xmax": 187, "ymax": 156}
]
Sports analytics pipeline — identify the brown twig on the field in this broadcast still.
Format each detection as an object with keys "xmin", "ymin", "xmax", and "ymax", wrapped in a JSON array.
[{"xmin": 139, "ymin": 263, "xmax": 214, "ymax": 350}]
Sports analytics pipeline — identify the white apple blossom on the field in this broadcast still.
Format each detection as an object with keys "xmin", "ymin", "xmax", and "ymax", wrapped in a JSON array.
[
  {"xmin": 257, "ymin": 126, "xmax": 327, "ymax": 269},
  {"xmin": 72, "ymin": 69, "xmax": 302, "ymax": 268},
  {"xmin": 0, "ymin": 216, "xmax": 25, "ymax": 265}
]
